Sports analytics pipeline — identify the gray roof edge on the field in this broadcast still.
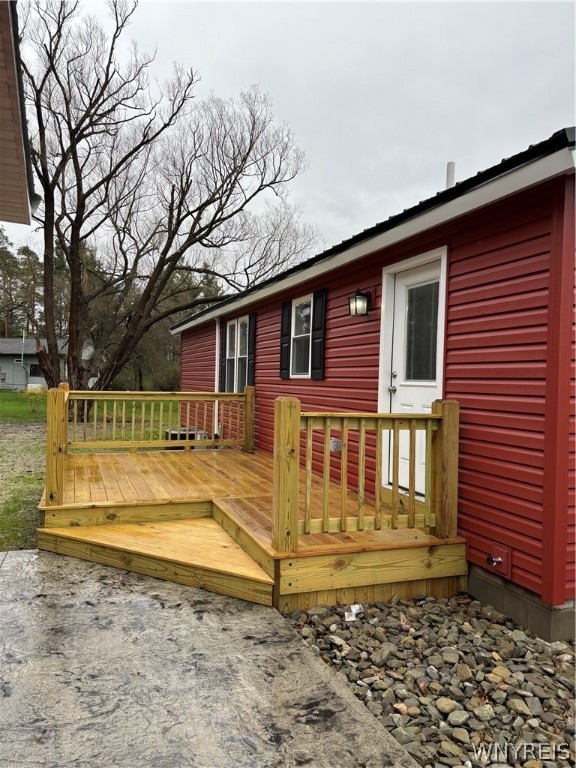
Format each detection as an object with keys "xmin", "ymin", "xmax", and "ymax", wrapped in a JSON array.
[
  {"xmin": 0, "ymin": 338, "xmax": 67, "ymax": 355},
  {"xmin": 171, "ymin": 126, "xmax": 575, "ymax": 334}
]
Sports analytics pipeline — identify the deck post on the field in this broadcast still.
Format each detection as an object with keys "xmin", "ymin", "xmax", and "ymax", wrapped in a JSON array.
[
  {"xmin": 243, "ymin": 386, "xmax": 255, "ymax": 452},
  {"xmin": 431, "ymin": 399, "xmax": 459, "ymax": 539},
  {"xmin": 272, "ymin": 396, "xmax": 300, "ymax": 553},
  {"xmin": 45, "ymin": 383, "xmax": 69, "ymax": 507}
]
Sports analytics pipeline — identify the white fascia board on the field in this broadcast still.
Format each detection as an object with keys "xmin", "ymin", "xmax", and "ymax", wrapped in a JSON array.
[{"xmin": 172, "ymin": 147, "xmax": 575, "ymax": 335}]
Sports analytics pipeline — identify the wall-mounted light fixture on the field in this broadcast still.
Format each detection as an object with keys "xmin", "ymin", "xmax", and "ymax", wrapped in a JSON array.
[{"xmin": 348, "ymin": 290, "xmax": 372, "ymax": 317}]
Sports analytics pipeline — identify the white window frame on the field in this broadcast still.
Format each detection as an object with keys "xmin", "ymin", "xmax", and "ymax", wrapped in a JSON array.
[
  {"xmin": 290, "ymin": 295, "xmax": 313, "ymax": 378},
  {"xmin": 225, "ymin": 316, "xmax": 249, "ymax": 393}
]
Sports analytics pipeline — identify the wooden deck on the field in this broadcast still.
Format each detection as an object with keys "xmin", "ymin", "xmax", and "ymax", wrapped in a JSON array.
[{"xmin": 39, "ymin": 447, "xmax": 467, "ymax": 611}]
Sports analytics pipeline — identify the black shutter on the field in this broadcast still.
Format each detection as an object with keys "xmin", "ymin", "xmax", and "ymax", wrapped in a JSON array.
[
  {"xmin": 280, "ymin": 301, "xmax": 291, "ymax": 379},
  {"xmin": 311, "ymin": 289, "xmax": 327, "ymax": 380},
  {"xmin": 247, "ymin": 313, "xmax": 256, "ymax": 386},
  {"xmin": 219, "ymin": 320, "xmax": 227, "ymax": 391}
]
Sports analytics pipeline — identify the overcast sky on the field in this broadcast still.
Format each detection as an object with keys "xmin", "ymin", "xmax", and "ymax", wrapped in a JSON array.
[{"xmin": 6, "ymin": 0, "xmax": 575, "ymax": 252}]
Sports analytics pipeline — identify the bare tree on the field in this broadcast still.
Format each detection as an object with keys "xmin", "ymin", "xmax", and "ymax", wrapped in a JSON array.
[{"xmin": 20, "ymin": 0, "xmax": 311, "ymax": 390}]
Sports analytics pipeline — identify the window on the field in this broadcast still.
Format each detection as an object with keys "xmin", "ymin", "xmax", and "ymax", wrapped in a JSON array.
[
  {"xmin": 291, "ymin": 296, "xmax": 312, "ymax": 376},
  {"xmin": 280, "ymin": 289, "xmax": 327, "ymax": 380},
  {"xmin": 225, "ymin": 317, "xmax": 249, "ymax": 393},
  {"xmin": 29, "ymin": 364, "xmax": 43, "ymax": 378}
]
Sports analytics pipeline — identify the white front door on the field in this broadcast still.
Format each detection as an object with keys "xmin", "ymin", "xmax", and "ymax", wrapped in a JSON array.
[{"xmin": 380, "ymin": 254, "xmax": 446, "ymax": 493}]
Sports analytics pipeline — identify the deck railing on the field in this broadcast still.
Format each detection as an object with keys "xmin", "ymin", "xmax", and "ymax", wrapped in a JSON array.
[
  {"xmin": 45, "ymin": 384, "xmax": 255, "ymax": 506},
  {"xmin": 272, "ymin": 397, "xmax": 459, "ymax": 553}
]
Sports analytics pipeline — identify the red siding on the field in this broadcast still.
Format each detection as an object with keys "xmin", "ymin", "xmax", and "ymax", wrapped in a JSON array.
[
  {"xmin": 444, "ymin": 196, "xmax": 554, "ymax": 597},
  {"xmin": 178, "ymin": 177, "xmax": 574, "ymax": 606},
  {"xmin": 569, "ymin": 286, "xmax": 576, "ymax": 598},
  {"xmin": 253, "ymin": 263, "xmax": 382, "ymax": 461},
  {"xmin": 180, "ymin": 322, "xmax": 216, "ymax": 391}
]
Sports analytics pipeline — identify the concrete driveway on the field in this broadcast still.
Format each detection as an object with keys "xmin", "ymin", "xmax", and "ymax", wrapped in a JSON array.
[{"xmin": 0, "ymin": 550, "xmax": 418, "ymax": 768}]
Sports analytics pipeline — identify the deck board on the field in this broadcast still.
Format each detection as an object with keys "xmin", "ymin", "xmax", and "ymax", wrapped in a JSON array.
[
  {"xmin": 40, "ymin": 519, "xmax": 273, "ymax": 583},
  {"xmin": 40, "ymin": 447, "xmax": 467, "ymax": 609},
  {"xmin": 52, "ymin": 449, "xmax": 441, "ymax": 552}
]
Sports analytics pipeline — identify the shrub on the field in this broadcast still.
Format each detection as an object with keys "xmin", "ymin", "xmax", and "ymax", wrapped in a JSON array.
[{"xmin": 21, "ymin": 387, "xmax": 48, "ymax": 415}]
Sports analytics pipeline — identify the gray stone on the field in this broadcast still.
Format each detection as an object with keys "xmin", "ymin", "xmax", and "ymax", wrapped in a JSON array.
[
  {"xmin": 526, "ymin": 696, "xmax": 544, "ymax": 717},
  {"xmin": 439, "ymin": 739, "xmax": 463, "ymax": 757},
  {"xmin": 372, "ymin": 642, "xmax": 400, "ymax": 665},
  {"xmin": 441, "ymin": 648, "xmax": 460, "ymax": 665},
  {"xmin": 392, "ymin": 727, "xmax": 419, "ymax": 745},
  {"xmin": 473, "ymin": 703, "xmax": 496, "ymax": 722},
  {"xmin": 508, "ymin": 697, "xmax": 532, "ymax": 716},
  {"xmin": 436, "ymin": 697, "xmax": 459, "ymax": 715},
  {"xmin": 447, "ymin": 709, "xmax": 470, "ymax": 726},
  {"xmin": 540, "ymin": 711, "xmax": 557, "ymax": 725},
  {"xmin": 490, "ymin": 689, "xmax": 508, "ymax": 705},
  {"xmin": 450, "ymin": 727, "xmax": 470, "ymax": 744},
  {"xmin": 455, "ymin": 662, "xmax": 473, "ymax": 681}
]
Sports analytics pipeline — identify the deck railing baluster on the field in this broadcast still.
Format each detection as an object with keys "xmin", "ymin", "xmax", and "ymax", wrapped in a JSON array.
[
  {"xmin": 407, "ymin": 419, "xmax": 416, "ymax": 528},
  {"xmin": 292, "ymin": 410, "xmax": 456, "ymax": 537},
  {"xmin": 374, "ymin": 421, "xmax": 383, "ymax": 530},
  {"xmin": 131, "ymin": 400, "xmax": 136, "ymax": 447},
  {"xmin": 391, "ymin": 420, "xmax": 400, "ymax": 529},
  {"xmin": 424, "ymin": 419, "xmax": 434, "ymax": 527},
  {"xmin": 59, "ymin": 391, "xmax": 250, "ymax": 452},
  {"xmin": 340, "ymin": 419, "xmax": 349, "ymax": 532},
  {"xmin": 358, "ymin": 418, "xmax": 366, "ymax": 531},
  {"xmin": 322, "ymin": 419, "xmax": 331, "ymax": 532},
  {"xmin": 304, "ymin": 418, "xmax": 313, "ymax": 534},
  {"xmin": 92, "ymin": 398, "xmax": 97, "ymax": 442}
]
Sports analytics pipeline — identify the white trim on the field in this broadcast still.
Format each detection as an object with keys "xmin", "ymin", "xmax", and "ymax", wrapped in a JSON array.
[
  {"xmin": 378, "ymin": 249, "xmax": 447, "ymax": 493},
  {"xmin": 224, "ymin": 315, "xmax": 249, "ymax": 392},
  {"xmin": 171, "ymin": 148, "xmax": 574, "ymax": 335},
  {"xmin": 213, "ymin": 318, "xmax": 221, "ymax": 437},
  {"xmin": 378, "ymin": 247, "xmax": 447, "ymax": 414},
  {"xmin": 214, "ymin": 319, "xmax": 221, "ymax": 393}
]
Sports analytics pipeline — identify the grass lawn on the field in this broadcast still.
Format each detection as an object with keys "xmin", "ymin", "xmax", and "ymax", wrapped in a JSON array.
[
  {"xmin": 0, "ymin": 391, "xmax": 47, "ymax": 550},
  {"xmin": 0, "ymin": 389, "xmax": 47, "ymax": 424}
]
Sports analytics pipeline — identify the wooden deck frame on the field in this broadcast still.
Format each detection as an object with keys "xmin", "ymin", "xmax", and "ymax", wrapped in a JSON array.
[{"xmin": 40, "ymin": 389, "xmax": 466, "ymax": 609}]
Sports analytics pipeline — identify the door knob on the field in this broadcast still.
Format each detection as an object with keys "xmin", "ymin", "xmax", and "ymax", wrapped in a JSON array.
[{"xmin": 388, "ymin": 385, "xmax": 397, "ymax": 394}]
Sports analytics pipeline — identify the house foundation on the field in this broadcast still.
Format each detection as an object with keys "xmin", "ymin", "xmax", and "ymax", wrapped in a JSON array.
[{"xmin": 468, "ymin": 565, "xmax": 575, "ymax": 643}]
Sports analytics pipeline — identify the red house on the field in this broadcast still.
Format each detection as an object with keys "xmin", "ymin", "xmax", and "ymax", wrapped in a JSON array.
[{"xmin": 172, "ymin": 128, "xmax": 575, "ymax": 641}]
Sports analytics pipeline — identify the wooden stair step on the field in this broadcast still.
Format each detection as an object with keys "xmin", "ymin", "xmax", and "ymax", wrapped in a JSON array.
[{"xmin": 37, "ymin": 518, "xmax": 274, "ymax": 606}]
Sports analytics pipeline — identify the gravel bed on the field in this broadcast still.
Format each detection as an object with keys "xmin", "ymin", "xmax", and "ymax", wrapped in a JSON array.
[{"xmin": 290, "ymin": 596, "xmax": 575, "ymax": 768}]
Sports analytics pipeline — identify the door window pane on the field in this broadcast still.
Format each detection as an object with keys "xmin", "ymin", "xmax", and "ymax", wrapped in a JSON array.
[{"xmin": 405, "ymin": 281, "xmax": 439, "ymax": 381}]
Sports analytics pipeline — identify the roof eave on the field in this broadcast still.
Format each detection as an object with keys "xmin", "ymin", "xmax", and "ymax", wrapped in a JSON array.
[{"xmin": 171, "ymin": 137, "xmax": 575, "ymax": 336}]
